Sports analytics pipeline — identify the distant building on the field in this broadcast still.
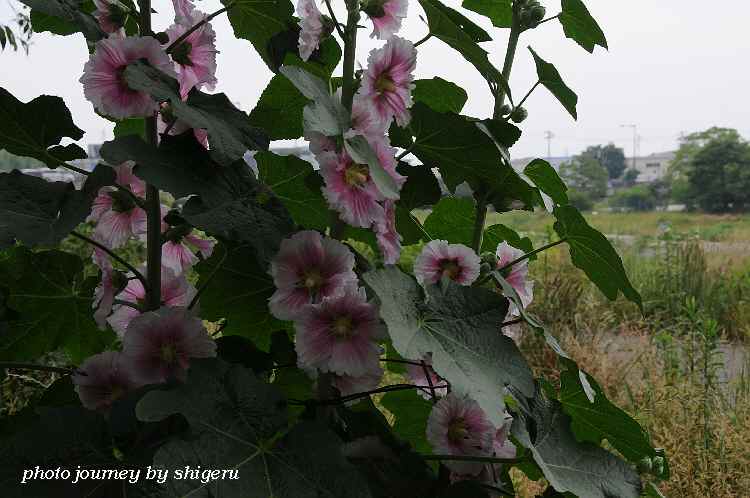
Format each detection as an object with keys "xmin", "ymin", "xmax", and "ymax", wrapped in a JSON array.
[{"xmin": 628, "ymin": 151, "xmax": 675, "ymax": 184}]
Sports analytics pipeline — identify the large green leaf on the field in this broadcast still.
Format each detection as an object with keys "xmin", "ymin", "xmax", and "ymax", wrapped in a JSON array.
[
  {"xmin": 524, "ymin": 158, "xmax": 569, "ymax": 206},
  {"xmin": 559, "ymin": 0, "xmax": 608, "ymax": 53},
  {"xmin": 279, "ymin": 65, "xmax": 350, "ymax": 137},
  {"xmin": 559, "ymin": 368, "xmax": 659, "ymax": 465},
  {"xmin": 423, "ymin": 197, "xmax": 475, "ymax": 246},
  {"xmin": 136, "ymin": 359, "xmax": 372, "ymax": 497},
  {"xmin": 528, "ymin": 47, "xmax": 578, "ymax": 120},
  {"xmin": 553, "ymin": 205, "xmax": 642, "ymax": 309},
  {"xmin": 397, "ymin": 162, "xmax": 442, "ymax": 211},
  {"xmin": 412, "ymin": 77, "xmax": 468, "ymax": 114},
  {"xmin": 100, "ymin": 133, "xmax": 294, "ymax": 261},
  {"xmin": 510, "ymin": 384, "xmax": 642, "ymax": 498},
  {"xmin": 256, "ymin": 151, "xmax": 329, "ymax": 231},
  {"xmin": 194, "ymin": 243, "xmax": 285, "ymax": 351},
  {"xmin": 21, "ymin": 0, "xmax": 103, "ymax": 42},
  {"xmin": 122, "ymin": 62, "xmax": 269, "ymax": 166},
  {"xmin": 0, "ymin": 87, "xmax": 85, "ymax": 168},
  {"xmin": 363, "ymin": 267, "xmax": 533, "ymax": 426},
  {"xmin": 221, "ymin": 0, "xmax": 295, "ymax": 70},
  {"xmin": 481, "ymin": 224, "xmax": 534, "ymax": 255},
  {"xmin": 0, "ymin": 247, "xmax": 114, "ymax": 363},
  {"xmin": 461, "ymin": 0, "xmax": 513, "ymax": 28},
  {"xmin": 380, "ymin": 389, "xmax": 433, "ymax": 455}
]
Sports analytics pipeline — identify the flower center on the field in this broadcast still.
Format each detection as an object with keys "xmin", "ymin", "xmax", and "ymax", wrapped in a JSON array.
[
  {"xmin": 447, "ymin": 417, "xmax": 469, "ymax": 444},
  {"xmin": 331, "ymin": 315, "xmax": 354, "ymax": 338},
  {"xmin": 344, "ymin": 163, "xmax": 370, "ymax": 187},
  {"xmin": 109, "ymin": 384, "xmax": 126, "ymax": 403},
  {"xmin": 375, "ymin": 73, "xmax": 397, "ymax": 94},
  {"xmin": 108, "ymin": 189, "xmax": 137, "ymax": 213},
  {"xmin": 439, "ymin": 259, "xmax": 461, "ymax": 280},
  {"xmin": 160, "ymin": 344, "xmax": 178, "ymax": 365},
  {"xmin": 302, "ymin": 268, "xmax": 324, "ymax": 291}
]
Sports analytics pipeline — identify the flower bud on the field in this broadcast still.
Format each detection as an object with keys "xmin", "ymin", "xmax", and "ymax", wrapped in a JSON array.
[
  {"xmin": 510, "ymin": 106, "xmax": 528, "ymax": 123},
  {"xmin": 498, "ymin": 104, "xmax": 512, "ymax": 117},
  {"xmin": 530, "ymin": 5, "xmax": 546, "ymax": 24}
]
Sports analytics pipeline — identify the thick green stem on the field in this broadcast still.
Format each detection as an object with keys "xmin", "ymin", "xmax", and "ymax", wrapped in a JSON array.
[
  {"xmin": 140, "ymin": 0, "xmax": 162, "ymax": 311},
  {"xmin": 493, "ymin": 6, "xmax": 523, "ymax": 119}
]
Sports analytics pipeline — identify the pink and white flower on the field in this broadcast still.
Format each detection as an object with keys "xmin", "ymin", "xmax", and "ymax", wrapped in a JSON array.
[
  {"xmin": 491, "ymin": 418, "xmax": 516, "ymax": 459},
  {"xmin": 73, "ymin": 351, "xmax": 139, "ymax": 412},
  {"xmin": 107, "ymin": 266, "xmax": 197, "ymax": 338},
  {"xmin": 92, "ymin": 248, "xmax": 124, "ymax": 330},
  {"xmin": 81, "ymin": 36, "xmax": 176, "ymax": 120},
  {"xmin": 92, "ymin": 0, "xmax": 128, "ymax": 34},
  {"xmin": 359, "ymin": 36, "xmax": 416, "ymax": 128},
  {"xmin": 426, "ymin": 393, "xmax": 495, "ymax": 475},
  {"xmin": 363, "ymin": 0, "xmax": 408, "ymax": 40},
  {"xmin": 158, "ymin": 104, "xmax": 209, "ymax": 147},
  {"xmin": 406, "ymin": 353, "xmax": 448, "ymax": 400},
  {"xmin": 172, "ymin": 0, "xmax": 195, "ymax": 23},
  {"xmin": 297, "ymin": 0, "xmax": 326, "ymax": 62},
  {"xmin": 414, "ymin": 240, "xmax": 481, "ymax": 286},
  {"xmin": 166, "ymin": 7, "xmax": 218, "ymax": 98},
  {"xmin": 269, "ymin": 230, "xmax": 358, "ymax": 320},
  {"xmin": 496, "ymin": 242, "xmax": 534, "ymax": 315},
  {"xmin": 121, "ymin": 306, "xmax": 216, "ymax": 384},
  {"xmin": 88, "ymin": 162, "xmax": 147, "ymax": 249},
  {"xmin": 349, "ymin": 93, "xmax": 388, "ymax": 138},
  {"xmin": 374, "ymin": 199, "xmax": 402, "ymax": 265},
  {"xmin": 162, "ymin": 229, "xmax": 215, "ymax": 275},
  {"xmin": 295, "ymin": 287, "xmax": 385, "ymax": 377},
  {"xmin": 332, "ymin": 365, "xmax": 384, "ymax": 399}
]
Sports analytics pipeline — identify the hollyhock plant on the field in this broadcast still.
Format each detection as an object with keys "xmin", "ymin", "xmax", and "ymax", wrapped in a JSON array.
[
  {"xmin": 359, "ymin": 36, "xmax": 416, "ymax": 128},
  {"xmin": 297, "ymin": 0, "xmax": 329, "ymax": 62},
  {"xmin": 332, "ymin": 365, "xmax": 384, "ymax": 399},
  {"xmin": 166, "ymin": 8, "xmax": 218, "ymax": 99},
  {"xmin": 496, "ymin": 241, "xmax": 534, "ymax": 315},
  {"xmin": 80, "ymin": 36, "xmax": 177, "ymax": 120},
  {"xmin": 158, "ymin": 104, "xmax": 209, "ymax": 147},
  {"xmin": 374, "ymin": 199, "xmax": 402, "ymax": 264},
  {"xmin": 73, "ymin": 351, "xmax": 140, "ymax": 412},
  {"xmin": 406, "ymin": 353, "xmax": 448, "ymax": 400},
  {"xmin": 492, "ymin": 418, "xmax": 516, "ymax": 459},
  {"xmin": 88, "ymin": 162, "xmax": 147, "ymax": 248},
  {"xmin": 92, "ymin": 0, "xmax": 128, "ymax": 34},
  {"xmin": 426, "ymin": 393, "xmax": 495, "ymax": 475},
  {"xmin": 362, "ymin": 0, "xmax": 408, "ymax": 40},
  {"xmin": 107, "ymin": 266, "xmax": 197, "ymax": 338},
  {"xmin": 295, "ymin": 287, "xmax": 385, "ymax": 377},
  {"xmin": 91, "ymin": 248, "xmax": 126, "ymax": 331},
  {"xmin": 414, "ymin": 240, "xmax": 481, "ymax": 286},
  {"xmin": 121, "ymin": 306, "xmax": 216, "ymax": 384},
  {"xmin": 269, "ymin": 230, "xmax": 357, "ymax": 320},
  {"xmin": 161, "ymin": 228, "xmax": 215, "ymax": 275}
]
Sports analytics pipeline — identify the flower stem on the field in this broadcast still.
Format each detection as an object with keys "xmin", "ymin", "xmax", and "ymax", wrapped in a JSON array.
[
  {"xmin": 322, "ymin": 0, "xmax": 345, "ymax": 40},
  {"xmin": 496, "ymin": 238, "xmax": 566, "ymax": 274},
  {"xmin": 494, "ymin": 5, "xmax": 523, "ymax": 117},
  {"xmin": 70, "ymin": 231, "xmax": 148, "ymax": 289},
  {"xmin": 340, "ymin": 0, "xmax": 360, "ymax": 112},
  {"xmin": 515, "ymin": 80, "xmax": 540, "ymax": 111},
  {"xmin": 165, "ymin": 3, "xmax": 234, "ymax": 54}
]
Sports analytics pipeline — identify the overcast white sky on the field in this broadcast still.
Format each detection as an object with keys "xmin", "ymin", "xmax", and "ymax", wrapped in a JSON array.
[{"xmin": 1, "ymin": 0, "xmax": 748, "ymax": 159}]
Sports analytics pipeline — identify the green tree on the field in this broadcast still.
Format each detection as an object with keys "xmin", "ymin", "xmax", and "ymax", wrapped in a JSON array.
[
  {"xmin": 609, "ymin": 185, "xmax": 656, "ymax": 211},
  {"xmin": 559, "ymin": 153, "xmax": 608, "ymax": 210},
  {"xmin": 581, "ymin": 143, "xmax": 626, "ymax": 179},
  {"xmin": 671, "ymin": 128, "xmax": 750, "ymax": 212}
]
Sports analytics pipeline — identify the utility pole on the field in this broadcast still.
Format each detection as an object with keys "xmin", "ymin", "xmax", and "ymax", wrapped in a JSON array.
[
  {"xmin": 620, "ymin": 124, "xmax": 637, "ymax": 170},
  {"xmin": 544, "ymin": 130, "xmax": 554, "ymax": 159}
]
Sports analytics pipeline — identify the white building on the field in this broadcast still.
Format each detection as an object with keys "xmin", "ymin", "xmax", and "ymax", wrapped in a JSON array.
[{"xmin": 628, "ymin": 151, "xmax": 675, "ymax": 184}]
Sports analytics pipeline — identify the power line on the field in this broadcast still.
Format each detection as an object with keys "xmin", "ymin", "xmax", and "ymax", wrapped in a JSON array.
[{"xmin": 544, "ymin": 130, "xmax": 554, "ymax": 159}]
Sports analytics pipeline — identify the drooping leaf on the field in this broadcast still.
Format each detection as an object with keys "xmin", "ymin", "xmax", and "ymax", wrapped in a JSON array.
[
  {"xmin": 380, "ymin": 389, "xmax": 433, "ymax": 455},
  {"xmin": 0, "ymin": 87, "xmax": 85, "ymax": 168},
  {"xmin": 21, "ymin": 0, "xmax": 103, "ymax": 42},
  {"xmin": 478, "ymin": 118, "xmax": 523, "ymax": 149},
  {"xmin": 100, "ymin": 133, "xmax": 293, "ymax": 260},
  {"xmin": 559, "ymin": 0, "xmax": 608, "ymax": 53},
  {"xmin": 553, "ymin": 205, "xmax": 642, "ymax": 309},
  {"xmin": 279, "ymin": 65, "xmax": 350, "ymax": 137},
  {"xmin": 0, "ymin": 166, "xmax": 114, "ymax": 249},
  {"xmin": 0, "ymin": 247, "xmax": 114, "ymax": 363},
  {"xmin": 524, "ymin": 158, "xmax": 569, "ymax": 206},
  {"xmin": 221, "ymin": 0, "xmax": 295, "ymax": 70},
  {"xmin": 136, "ymin": 359, "xmax": 372, "ymax": 497},
  {"xmin": 345, "ymin": 134, "xmax": 400, "ymax": 200},
  {"xmin": 559, "ymin": 368, "xmax": 658, "ymax": 465},
  {"xmin": 122, "ymin": 62, "xmax": 269, "ymax": 166},
  {"xmin": 510, "ymin": 384, "xmax": 642, "ymax": 498},
  {"xmin": 194, "ymin": 243, "xmax": 286, "ymax": 351},
  {"xmin": 423, "ymin": 197, "xmax": 475, "ymax": 246},
  {"xmin": 481, "ymin": 224, "xmax": 534, "ymax": 255},
  {"xmin": 528, "ymin": 47, "xmax": 578, "ymax": 120},
  {"xmin": 461, "ymin": 0, "xmax": 513, "ymax": 28},
  {"xmin": 364, "ymin": 267, "xmax": 534, "ymax": 426},
  {"xmin": 256, "ymin": 151, "xmax": 329, "ymax": 231},
  {"xmin": 412, "ymin": 77, "xmax": 468, "ymax": 114}
]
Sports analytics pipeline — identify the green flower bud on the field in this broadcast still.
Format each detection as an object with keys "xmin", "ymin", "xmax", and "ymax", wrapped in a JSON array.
[
  {"xmin": 530, "ymin": 5, "xmax": 546, "ymax": 23},
  {"xmin": 510, "ymin": 106, "xmax": 528, "ymax": 123},
  {"xmin": 498, "ymin": 104, "xmax": 512, "ymax": 117}
]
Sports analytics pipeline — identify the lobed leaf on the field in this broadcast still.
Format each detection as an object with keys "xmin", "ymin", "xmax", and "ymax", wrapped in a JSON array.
[
  {"xmin": 559, "ymin": 0, "xmax": 608, "ymax": 53},
  {"xmin": 528, "ymin": 47, "xmax": 579, "ymax": 120},
  {"xmin": 412, "ymin": 77, "xmax": 469, "ymax": 114}
]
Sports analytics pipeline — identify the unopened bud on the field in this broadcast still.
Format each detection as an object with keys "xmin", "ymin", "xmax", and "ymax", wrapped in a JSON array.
[{"xmin": 510, "ymin": 106, "xmax": 528, "ymax": 123}]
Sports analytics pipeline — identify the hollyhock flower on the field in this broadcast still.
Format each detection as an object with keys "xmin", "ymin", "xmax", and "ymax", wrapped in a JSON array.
[
  {"xmin": 269, "ymin": 230, "xmax": 357, "ymax": 320},
  {"xmin": 158, "ymin": 103, "xmax": 209, "ymax": 147},
  {"xmin": 374, "ymin": 199, "xmax": 402, "ymax": 265},
  {"xmin": 332, "ymin": 365, "xmax": 384, "ymax": 400},
  {"xmin": 295, "ymin": 287, "xmax": 385, "ymax": 377},
  {"xmin": 495, "ymin": 242, "xmax": 534, "ymax": 315},
  {"xmin": 107, "ymin": 266, "xmax": 197, "ymax": 338},
  {"xmin": 362, "ymin": 0, "xmax": 408, "ymax": 40},
  {"xmin": 73, "ymin": 351, "xmax": 139, "ymax": 412},
  {"xmin": 166, "ymin": 8, "xmax": 218, "ymax": 98},
  {"xmin": 426, "ymin": 393, "xmax": 495, "ymax": 475},
  {"xmin": 88, "ymin": 162, "xmax": 147, "ymax": 248},
  {"xmin": 93, "ymin": 0, "xmax": 129, "ymax": 34},
  {"xmin": 122, "ymin": 306, "xmax": 216, "ymax": 384},
  {"xmin": 501, "ymin": 310, "xmax": 523, "ymax": 342},
  {"xmin": 91, "ymin": 248, "xmax": 126, "ymax": 330},
  {"xmin": 162, "ymin": 228, "xmax": 215, "ymax": 275},
  {"xmin": 172, "ymin": 0, "xmax": 195, "ymax": 23},
  {"xmin": 406, "ymin": 353, "xmax": 448, "ymax": 400},
  {"xmin": 297, "ymin": 0, "xmax": 330, "ymax": 62},
  {"xmin": 81, "ymin": 36, "xmax": 176, "ymax": 120},
  {"xmin": 359, "ymin": 36, "xmax": 416, "ymax": 128},
  {"xmin": 414, "ymin": 240, "xmax": 481, "ymax": 287},
  {"xmin": 348, "ymin": 93, "xmax": 389, "ymax": 138},
  {"xmin": 320, "ymin": 137, "xmax": 404, "ymax": 228},
  {"xmin": 492, "ymin": 418, "xmax": 516, "ymax": 459}
]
